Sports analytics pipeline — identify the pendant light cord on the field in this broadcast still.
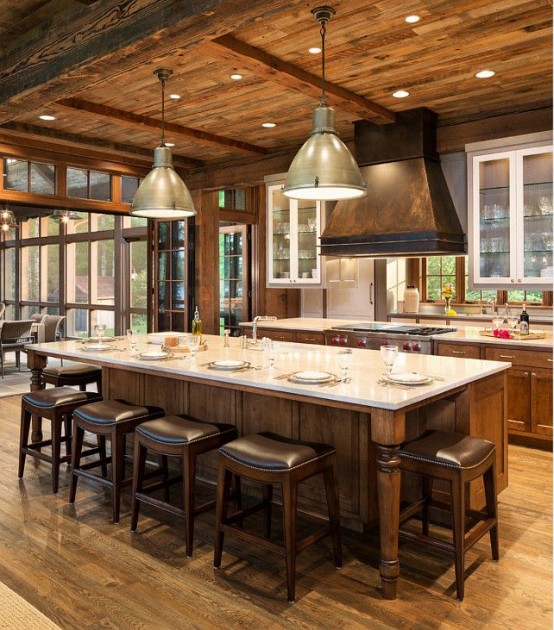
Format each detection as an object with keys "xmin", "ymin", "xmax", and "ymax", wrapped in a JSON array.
[
  {"xmin": 160, "ymin": 76, "xmax": 166, "ymax": 147},
  {"xmin": 319, "ymin": 20, "xmax": 327, "ymax": 107}
]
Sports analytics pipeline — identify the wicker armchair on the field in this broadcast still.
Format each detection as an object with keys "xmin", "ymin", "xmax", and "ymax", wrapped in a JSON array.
[
  {"xmin": 0, "ymin": 320, "xmax": 34, "ymax": 377},
  {"xmin": 42, "ymin": 315, "xmax": 66, "ymax": 342},
  {"xmin": 31, "ymin": 313, "xmax": 47, "ymax": 323}
]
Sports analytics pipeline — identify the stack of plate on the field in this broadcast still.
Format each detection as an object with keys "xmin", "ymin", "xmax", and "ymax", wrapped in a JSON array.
[
  {"xmin": 138, "ymin": 350, "xmax": 170, "ymax": 361},
  {"xmin": 383, "ymin": 372, "xmax": 433, "ymax": 386},
  {"xmin": 208, "ymin": 360, "xmax": 250, "ymax": 371},
  {"xmin": 288, "ymin": 370, "xmax": 335, "ymax": 384}
]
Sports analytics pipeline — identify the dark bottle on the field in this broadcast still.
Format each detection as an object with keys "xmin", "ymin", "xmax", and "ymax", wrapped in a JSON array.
[{"xmin": 519, "ymin": 304, "xmax": 529, "ymax": 335}]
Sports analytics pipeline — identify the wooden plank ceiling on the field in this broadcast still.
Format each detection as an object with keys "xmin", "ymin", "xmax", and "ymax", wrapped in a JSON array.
[{"xmin": 0, "ymin": 0, "xmax": 551, "ymax": 172}]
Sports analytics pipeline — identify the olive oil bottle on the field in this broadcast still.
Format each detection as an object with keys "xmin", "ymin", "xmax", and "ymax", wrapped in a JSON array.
[{"xmin": 192, "ymin": 306, "xmax": 202, "ymax": 343}]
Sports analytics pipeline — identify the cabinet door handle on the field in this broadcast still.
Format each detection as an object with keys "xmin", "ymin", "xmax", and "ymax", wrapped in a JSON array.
[
  {"xmin": 451, "ymin": 350, "xmax": 466, "ymax": 355},
  {"xmin": 369, "ymin": 282, "xmax": 374, "ymax": 305},
  {"xmin": 548, "ymin": 358, "xmax": 553, "ymax": 363},
  {"xmin": 524, "ymin": 372, "xmax": 529, "ymax": 377},
  {"xmin": 517, "ymin": 278, "xmax": 522, "ymax": 283},
  {"xmin": 531, "ymin": 372, "xmax": 537, "ymax": 378},
  {"xmin": 500, "ymin": 354, "xmax": 515, "ymax": 359},
  {"xmin": 511, "ymin": 278, "xmax": 515, "ymax": 283}
]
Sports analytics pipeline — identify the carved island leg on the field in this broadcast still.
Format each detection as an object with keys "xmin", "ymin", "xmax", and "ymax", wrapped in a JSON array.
[
  {"xmin": 371, "ymin": 408, "xmax": 406, "ymax": 600},
  {"xmin": 26, "ymin": 350, "xmax": 46, "ymax": 442}
]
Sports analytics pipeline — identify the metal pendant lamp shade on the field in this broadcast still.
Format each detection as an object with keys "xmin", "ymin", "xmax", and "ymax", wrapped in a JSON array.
[
  {"xmin": 284, "ymin": 6, "xmax": 366, "ymax": 201},
  {"xmin": 131, "ymin": 69, "xmax": 196, "ymax": 219},
  {"xmin": 52, "ymin": 209, "xmax": 80, "ymax": 223}
]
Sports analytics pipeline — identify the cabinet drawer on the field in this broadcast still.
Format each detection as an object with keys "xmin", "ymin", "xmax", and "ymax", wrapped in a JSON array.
[
  {"xmin": 485, "ymin": 347, "xmax": 553, "ymax": 369},
  {"xmin": 435, "ymin": 342, "xmax": 481, "ymax": 359},
  {"xmin": 261, "ymin": 329, "xmax": 295, "ymax": 342},
  {"xmin": 295, "ymin": 331, "xmax": 325, "ymax": 345}
]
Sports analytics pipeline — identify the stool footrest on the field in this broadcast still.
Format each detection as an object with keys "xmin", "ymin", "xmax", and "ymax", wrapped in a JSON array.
[
  {"xmin": 464, "ymin": 519, "xmax": 497, "ymax": 552},
  {"xmin": 219, "ymin": 523, "xmax": 285, "ymax": 556},
  {"xmin": 21, "ymin": 447, "xmax": 71, "ymax": 466},
  {"xmin": 399, "ymin": 528, "xmax": 455, "ymax": 554}
]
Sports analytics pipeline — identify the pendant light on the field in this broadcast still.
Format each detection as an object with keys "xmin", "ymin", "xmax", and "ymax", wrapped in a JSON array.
[
  {"xmin": 284, "ymin": 6, "xmax": 366, "ymax": 201},
  {"xmin": 130, "ymin": 69, "xmax": 196, "ymax": 219},
  {"xmin": 0, "ymin": 208, "xmax": 17, "ymax": 232},
  {"xmin": 51, "ymin": 209, "xmax": 80, "ymax": 223}
]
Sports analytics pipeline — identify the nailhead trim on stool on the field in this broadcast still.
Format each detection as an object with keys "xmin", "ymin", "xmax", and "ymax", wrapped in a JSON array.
[
  {"xmin": 398, "ymin": 430, "xmax": 499, "ymax": 601},
  {"xmin": 19, "ymin": 387, "xmax": 103, "ymax": 493},
  {"xmin": 43, "ymin": 364, "xmax": 102, "ymax": 394},
  {"xmin": 69, "ymin": 399, "xmax": 164, "ymax": 523},
  {"xmin": 131, "ymin": 414, "xmax": 239, "ymax": 557},
  {"xmin": 214, "ymin": 432, "xmax": 342, "ymax": 603}
]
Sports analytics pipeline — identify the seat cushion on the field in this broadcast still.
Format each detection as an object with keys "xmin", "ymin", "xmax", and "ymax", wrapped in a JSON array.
[
  {"xmin": 220, "ymin": 432, "xmax": 335, "ymax": 471},
  {"xmin": 400, "ymin": 430, "xmax": 495, "ymax": 469},
  {"xmin": 43, "ymin": 364, "xmax": 101, "ymax": 378},
  {"xmin": 73, "ymin": 399, "xmax": 164, "ymax": 425},
  {"xmin": 23, "ymin": 387, "xmax": 100, "ymax": 408},
  {"xmin": 136, "ymin": 415, "xmax": 235, "ymax": 445}
]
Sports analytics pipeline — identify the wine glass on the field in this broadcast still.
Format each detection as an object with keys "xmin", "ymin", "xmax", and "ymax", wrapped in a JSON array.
[
  {"xmin": 307, "ymin": 217, "xmax": 317, "ymax": 232},
  {"xmin": 126, "ymin": 329, "xmax": 137, "ymax": 354},
  {"xmin": 95, "ymin": 323, "xmax": 107, "ymax": 345},
  {"xmin": 380, "ymin": 344, "xmax": 399, "ymax": 377},
  {"xmin": 187, "ymin": 335, "xmax": 200, "ymax": 359},
  {"xmin": 507, "ymin": 314, "xmax": 519, "ymax": 333},
  {"xmin": 336, "ymin": 349, "xmax": 353, "ymax": 381},
  {"xmin": 492, "ymin": 315, "xmax": 504, "ymax": 331}
]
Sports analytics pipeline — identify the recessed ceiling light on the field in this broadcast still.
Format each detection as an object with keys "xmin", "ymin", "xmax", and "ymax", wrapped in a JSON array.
[
  {"xmin": 308, "ymin": 47, "xmax": 321, "ymax": 54},
  {"xmin": 475, "ymin": 69, "xmax": 495, "ymax": 79},
  {"xmin": 39, "ymin": 114, "xmax": 56, "ymax": 121},
  {"xmin": 262, "ymin": 122, "xmax": 276, "ymax": 128},
  {"xmin": 392, "ymin": 90, "xmax": 410, "ymax": 98},
  {"xmin": 230, "ymin": 73, "xmax": 243, "ymax": 80},
  {"xmin": 169, "ymin": 94, "xmax": 181, "ymax": 100},
  {"xmin": 405, "ymin": 15, "xmax": 420, "ymax": 24}
]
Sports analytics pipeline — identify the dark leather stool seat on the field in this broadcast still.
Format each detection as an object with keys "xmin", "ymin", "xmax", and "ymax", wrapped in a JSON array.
[
  {"xmin": 43, "ymin": 364, "xmax": 102, "ymax": 394},
  {"xmin": 70, "ymin": 399, "xmax": 164, "ymax": 523},
  {"xmin": 19, "ymin": 387, "xmax": 102, "ymax": 493},
  {"xmin": 398, "ymin": 430, "xmax": 499, "ymax": 601},
  {"xmin": 214, "ymin": 432, "xmax": 342, "ymax": 602},
  {"xmin": 131, "ymin": 414, "xmax": 238, "ymax": 556}
]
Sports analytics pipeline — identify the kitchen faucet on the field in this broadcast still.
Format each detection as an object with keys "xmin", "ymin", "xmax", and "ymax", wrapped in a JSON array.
[
  {"xmin": 252, "ymin": 315, "xmax": 277, "ymax": 344},
  {"xmin": 490, "ymin": 297, "xmax": 497, "ymax": 314}
]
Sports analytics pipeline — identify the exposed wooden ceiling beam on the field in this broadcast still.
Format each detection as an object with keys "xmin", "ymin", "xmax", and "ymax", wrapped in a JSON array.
[
  {"xmin": 206, "ymin": 34, "xmax": 396, "ymax": 125},
  {"xmin": 56, "ymin": 98, "xmax": 267, "ymax": 155}
]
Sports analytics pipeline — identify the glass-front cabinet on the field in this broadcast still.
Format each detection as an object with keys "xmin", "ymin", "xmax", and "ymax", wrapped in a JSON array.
[
  {"xmin": 267, "ymin": 183, "xmax": 322, "ymax": 286},
  {"xmin": 468, "ymin": 136, "xmax": 553, "ymax": 289}
]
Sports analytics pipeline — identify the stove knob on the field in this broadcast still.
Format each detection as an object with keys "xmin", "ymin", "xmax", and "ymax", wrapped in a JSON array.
[
  {"xmin": 403, "ymin": 341, "xmax": 412, "ymax": 352},
  {"xmin": 331, "ymin": 335, "xmax": 340, "ymax": 346},
  {"xmin": 339, "ymin": 335, "xmax": 348, "ymax": 346},
  {"xmin": 412, "ymin": 343, "xmax": 421, "ymax": 352},
  {"xmin": 357, "ymin": 337, "xmax": 367, "ymax": 348},
  {"xmin": 381, "ymin": 339, "xmax": 390, "ymax": 346}
]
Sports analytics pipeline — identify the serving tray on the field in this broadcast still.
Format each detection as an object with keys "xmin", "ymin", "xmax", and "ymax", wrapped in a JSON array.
[{"xmin": 479, "ymin": 330, "xmax": 546, "ymax": 340}]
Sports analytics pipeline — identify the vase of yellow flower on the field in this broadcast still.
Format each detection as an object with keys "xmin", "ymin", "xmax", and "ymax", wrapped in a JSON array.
[{"xmin": 441, "ymin": 283, "xmax": 454, "ymax": 314}]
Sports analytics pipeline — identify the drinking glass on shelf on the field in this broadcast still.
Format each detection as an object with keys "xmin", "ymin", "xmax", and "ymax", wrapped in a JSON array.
[
  {"xmin": 307, "ymin": 217, "xmax": 317, "ymax": 232},
  {"xmin": 380, "ymin": 344, "xmax": 399, "ymax": 376},
  {"xmin": 336, "ymin": 349, "xmax": 353, "ymax": 381},
  {"xmin": 95, "ymin": 323, "xmax": 107, "ymax": 345},
  {"xmin": 187, "ymin": 335, "xmax": 201, "ymax": 359},
  {"xmin": 126, "ymin": 329, "xmax": 138, "ymax": 354}
]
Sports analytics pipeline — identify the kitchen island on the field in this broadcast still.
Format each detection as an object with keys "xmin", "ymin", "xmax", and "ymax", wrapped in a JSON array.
[{"xmin": 25, "ymin": 336, "xmax": 509, "ymax": 600}]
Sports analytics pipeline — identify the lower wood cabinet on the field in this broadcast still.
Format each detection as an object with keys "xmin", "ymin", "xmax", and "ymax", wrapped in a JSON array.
[
  {"xmin": 240, "ymin": 326, "xmax": 324, "ymax": 345},
  {"xmin": 435, "ymin": 340, "xmax": 553, "ymax": 447}
]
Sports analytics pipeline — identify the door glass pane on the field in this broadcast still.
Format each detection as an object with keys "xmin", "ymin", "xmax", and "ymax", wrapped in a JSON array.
[
  {"xmin": 219, "ymin": 226, "xmax": 247, "ymax": 335},
  {"xmin": 130, "ymin": 241, "xmax": 147, "ymax": 309},
  {"xmin": 172, "ymin": 251, "xmax": 185, "ymax": 281},
  {"xmin": 91, "ymin": 240, "xmax": 115, "ymax": 305},
  {"xmin": 92, "ymin": 310, "xmax": 115, "ymax": 337},
  {"xmin": 21, "ymin": 246, "xmax": 39, "ymax": 300},
  {"xmin": 130, "ymin": 313, "xmax": 147, "ymax": 333},
  {"xmin": 66, "ymin": 308, "xmax": 89, "ymax": 338},
  {"xmin": 41, "ymin": 244, "xmax": 59, "ymax": 302},
  {"xmin": 522, "ymin": 151, "xmax": 553, "ymax": 279},
  {"xmin": 21, "ymin": 217, "xmax": 40, "ymax": 239},
  {"xmin": 30, "ymin": 162, "xmax": 55, "ymax": 194},
  {"xmin": 272, "ymin": 188, "xmax": 290, "ymax": 279},
  {"xmin": 42, "ymin": 215, "xmax": 60, "ymax": 236},
  {"xmin": 171, "ymin": 222, "xmax": 185, "ymax": 248},
  {"xmin": 297, "ymin": 199, "xmax": 317, "ymax": 279},
  {"xmin": 3, "ymin": 248, "xmax": 15, "ymax": 300},
  {"xmin": 67, "ymin": 242, "xmax": 89, "ymax": 303},
  {"xmin": 90, "ymin": 214, "xmax": 115, "ymax": 232}
]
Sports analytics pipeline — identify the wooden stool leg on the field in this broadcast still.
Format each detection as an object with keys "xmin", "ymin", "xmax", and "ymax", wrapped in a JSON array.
[
  {"xmin": 214, "ymin": 464, "xmax": 233, "ymax": 568},
  {"xmin": 450, "ymin": 476, "xmax": 466, "ymax": 601},
  {"xmin": 111, "ymin": 431, "xmax": 124, "ymax": 523},
  {"xmin": 63, "ymin": 414, "xmax": 72, "ymax": 459},
  {"xmin": 162, "ymin": 455, "xmax": 170, "ymax": 501},
  {"xmin": 131, "ymin": 438, "xmax": 147, "ymax": 532},
  {"xmin": 183, "ymin": 449, "xmax": 197, "ymax": 557},
  {"xmin": 69, "ymin": 425, "xmax": 85, "ymax": 503},
  {"xmin": 18, "ymin": 407, "xmax": 32, "ymax": 479},
  {"xmin": 51, "ymin": 413, "xmax": 63, "ymax": 493},
  {"xmin": 282, "ymin": 476, "xmax": 298, "ymax": 603},
  {"xmin": 263, "ymin": 483, "xmax": 273, "ymax": 538},
  {"xmin": 484, "ymin": 463, "xmax": 500, "ymax": 561},
  {"xmin": 99, "ymin": 436, "xmax": 108, "ymax": 478},
  {"xmin": 323, "ymin": 463, "xmax": 342, "ymax": 568}
]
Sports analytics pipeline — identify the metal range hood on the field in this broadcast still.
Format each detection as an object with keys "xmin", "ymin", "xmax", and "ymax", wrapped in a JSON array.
[{"xmin": 320, "ymin": 108, "xmax": 467, "ymax": 258}]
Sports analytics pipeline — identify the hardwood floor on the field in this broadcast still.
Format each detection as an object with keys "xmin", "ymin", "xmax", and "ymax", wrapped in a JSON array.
[{"xmin": 0, "ymin": 393, "xmax": 551, "ymax": 629}]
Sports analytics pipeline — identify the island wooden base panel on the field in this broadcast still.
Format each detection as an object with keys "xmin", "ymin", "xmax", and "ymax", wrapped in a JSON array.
[{"xmin": 0, "ymin": 394, "xmax": 549, "ymax": 629}]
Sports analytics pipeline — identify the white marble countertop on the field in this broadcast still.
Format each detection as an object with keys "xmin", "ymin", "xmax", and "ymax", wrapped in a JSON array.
[
  {"xmin": 388, "ymin": 311, "xmax": 553, "ymax": 325},
  {"xmin": 26, "ymin": 335, "xmax": 510, "ymax": 411},
  {"xmin": 239, "ymin": 317, "xmax": 359, "ymax": 332},
  {"xmin": 434, "ymin": 326, "xmax": 553, "ymax": 349}
]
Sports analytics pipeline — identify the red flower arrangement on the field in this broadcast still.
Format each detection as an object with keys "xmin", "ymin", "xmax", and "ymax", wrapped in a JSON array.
[{"xmin": 493, "ymin": 329, "xmax": 511, "ymax": 339}]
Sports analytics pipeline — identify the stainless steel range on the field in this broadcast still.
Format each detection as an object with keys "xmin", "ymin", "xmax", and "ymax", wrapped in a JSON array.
[{"xmin": 324, "ymin": 323, "xmax": 457, "ymax": 354}]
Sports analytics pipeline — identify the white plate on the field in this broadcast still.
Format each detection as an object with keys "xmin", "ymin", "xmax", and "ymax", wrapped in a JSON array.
[
  {"xmin": 86, "ymin": 337, "xmax": 116, "ymax": 343},
  {"xmin": 289, "ymin": 370, "xmax": 335, "ymax": 384},
  {"xmin": 386, "ymin": 372, "xmax": 433, "ymax": 385},
  {"xmin": 138, "ymin": 351, "xmax": 169, "ymax": 360},
  {"xmin": 82, "ymin": 343, "xmax": 113, "ymax": 352},
  {"xmin": 208, "ymin": 360, "xmax": 250, "ymax": 371}
]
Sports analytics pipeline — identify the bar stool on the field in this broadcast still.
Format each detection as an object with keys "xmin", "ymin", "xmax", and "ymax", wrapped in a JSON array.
[
  {"xmin": 131, "ymin": 414, "xmax": 239, "ymax": 556},
  {"xmin": 398, "ymin": 430, "xmax": 499, "ymax": 601},
  {"xmin": 214, "ymin": 432, "xmax": 342, "ymax": 603},
  {"xmin": 19, "ymin": 387, "xmax": 103, "ymax": 493},
  {"xmin": 70, "ymin": 399, "xmax": 164, "ymax": 523},
  {"xmin": 43, "ymin": 364, "xmax": 102, "ymax": 394}
]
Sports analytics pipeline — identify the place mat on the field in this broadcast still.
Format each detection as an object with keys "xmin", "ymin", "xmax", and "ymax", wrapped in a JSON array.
[
  {"xmin": 479, "ymin": 330, "xmax": 546, "ymax": 340},
  {"xmin": 384, "ymin": 372, "xmax": 433, "ymax": 386},
  {"xmin": 208, "ymin": 360, "xmax": 250, "ymax": 371},
  {"xmin": 288, "ymin": 370, "xmax": 336, "ymax": 384}
]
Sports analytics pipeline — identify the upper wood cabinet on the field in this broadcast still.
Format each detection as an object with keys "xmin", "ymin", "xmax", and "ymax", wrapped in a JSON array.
[
  {"xmin": 467, "ymin": 133, "xmax": 553, "ymax": 289},
  {"xmin": 266, "ymin": 181, "xmax": 323, "ymax": 287}
]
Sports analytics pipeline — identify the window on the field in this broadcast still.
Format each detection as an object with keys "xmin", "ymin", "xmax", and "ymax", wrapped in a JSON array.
[
  {"xmin": 218, "ymin": 188, "xmax": 246, "ymax": 210},
  {"xmin": 121, "ymin": 176, "xmax": 141, "ymax": 204},
  {"xmin": 67, "ymin": 167, "xmax": 112, "ymax": 201},
  {"xmin": 3, "ymin": 159, "xmax": 56, "ymax": 194}
]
